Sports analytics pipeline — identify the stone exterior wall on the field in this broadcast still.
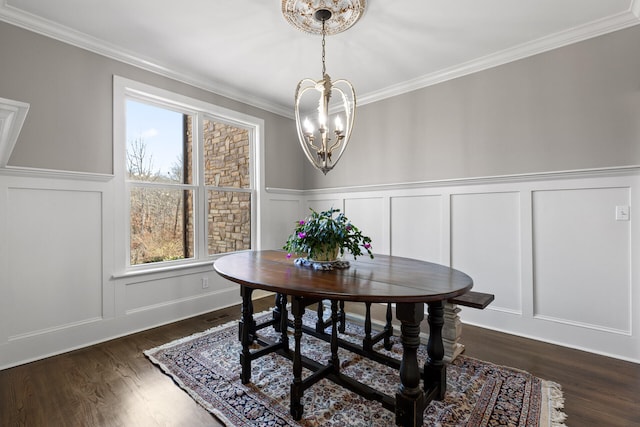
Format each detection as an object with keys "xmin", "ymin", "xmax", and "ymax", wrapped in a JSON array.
[
  {"xmin": 203, "ymin": 119, "xmax": 249, "ymax": 189},
  {"xmin": 204, "ymin": 118, "xmax": 250, "ymax": 254},
  {"xmin": 185, "ymin": 116, "xmax": 251, "ymax": 255}
]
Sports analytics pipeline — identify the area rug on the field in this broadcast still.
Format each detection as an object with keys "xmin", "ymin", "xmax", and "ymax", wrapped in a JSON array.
[{"xmin": 145, "ymin": 309, "xmax": 567, "ymax": 426}]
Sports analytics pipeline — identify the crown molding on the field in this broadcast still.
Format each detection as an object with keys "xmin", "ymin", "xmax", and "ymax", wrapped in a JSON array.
[
  {"xmin": 1, "ymin": 2, "xmax": 639, "ymax": 114},
  {"xmin": 359, "ymin": 7, "xmax": 640, "ymax": 106},
  {"xmin": 0, "ymin": 3, "xmax": 293, "ymax": 118}
]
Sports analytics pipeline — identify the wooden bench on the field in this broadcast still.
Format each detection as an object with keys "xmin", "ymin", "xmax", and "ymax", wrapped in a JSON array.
[
  {"xmin": 444, "ymin": 291, "xmax": 494, "ymax": 361},
  {"xmin": 448, "ymin": 291, "xmax": 494, "ymax": 309}
]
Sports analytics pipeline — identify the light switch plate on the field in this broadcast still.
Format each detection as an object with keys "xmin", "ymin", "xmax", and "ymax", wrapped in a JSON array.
[{"xmin": 615, "ymin": 205, "xmax": 630, "ymax": 221}]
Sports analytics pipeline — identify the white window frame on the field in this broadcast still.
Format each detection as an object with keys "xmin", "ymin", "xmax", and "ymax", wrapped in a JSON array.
[{"xmin": 113, "ymin": 76, "xmax": 264, "ymax": 276}]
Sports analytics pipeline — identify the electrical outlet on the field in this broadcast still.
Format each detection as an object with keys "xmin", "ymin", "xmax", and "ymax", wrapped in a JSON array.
[
  {"xmin": 202, "ymin": 277, "xmax": 209, "ymax": 289},
  {"xmin": 615, "ymin": 205, "xmax": 630, "ymax": 221}
]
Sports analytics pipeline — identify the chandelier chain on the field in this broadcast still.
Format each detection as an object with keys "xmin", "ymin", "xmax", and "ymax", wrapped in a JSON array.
[{"xmin": 321, "ymin": 19, "xmax": 326, "ymax": 76}]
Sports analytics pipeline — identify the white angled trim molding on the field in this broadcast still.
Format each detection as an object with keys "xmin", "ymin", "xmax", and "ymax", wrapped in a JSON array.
[{"xmin": 0, "ymin": 97, "xmax": 30, "ymax": 167}]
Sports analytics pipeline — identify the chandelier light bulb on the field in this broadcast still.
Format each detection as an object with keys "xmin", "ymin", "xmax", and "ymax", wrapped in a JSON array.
[
  {"xmin": 304, "ymin": 117, "xmax": 313, "ymax": 135},
  {"xmin": 303, "ymin": 117, "xmax": 314, "ymax": 134},
  {"xmin": 318, "ymin": 112, "xmax": 327, "ymax": 130}
]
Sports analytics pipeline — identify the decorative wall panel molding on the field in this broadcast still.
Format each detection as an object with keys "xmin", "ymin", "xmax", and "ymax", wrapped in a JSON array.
[
  {"xmin": 390, "ymin": 195, "xmax": 443, "ymax": 263},
  {"xmin": 344, "ymin": 197, "xmax": 388, "ymax": 255},
  {"xmin": 265, "ymin": 169, "xmax": 640, "ymax": 363},
  {"xmin": 532, "ymin": 187, "xmax": 631, "ymax": 334},
  {"xmin": 451, "ymin": 192, "xmax": 522, "ymax": 315},
  {"xmin": 1, "ymin": 168, "xmax": 638, "ymax": 369},
  {"xmin": 6, "ymin": 187, "xmax": 103, "ymax": 338}
]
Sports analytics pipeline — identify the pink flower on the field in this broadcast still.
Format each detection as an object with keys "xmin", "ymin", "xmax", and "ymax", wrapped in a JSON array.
[
  {"xmin": 364, "ymin": 243, "xmax": 371, "ymax": 249},
  {"xmin": 299, "ymin": 220, "xmax": 305, "ymax": 226},
  {"xmin": 346, "ymin": 225, "xmax": 352, "ymax": 231},
  {"xmin": 286, "ymin": 253, "xmax": 292, "ymax": 258},
  {"xmin": 298, "ymin": 232, "xmax": 306, "ymax": 239}
]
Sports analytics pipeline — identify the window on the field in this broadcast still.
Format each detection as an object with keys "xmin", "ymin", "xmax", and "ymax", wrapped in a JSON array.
[
  {"xmin": 114, "ymin": 77, "xmax": 263, "ymax": 271},
  {"xmin": 126, "ymin": 100, "xmax": 193, "ymax": 265}
]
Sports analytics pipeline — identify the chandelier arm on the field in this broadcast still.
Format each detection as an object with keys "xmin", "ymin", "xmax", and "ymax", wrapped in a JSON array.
[
  {"xmin": 294, "ymin": 115, "xmax": 324, "ymax": 169},
  {"xmin": 328, "ymin": 84, "xmax": 356, "ymax": 154},
  {"xmin": 295, "ymin": 83, "xmax": 322, "ymax": 151},
  {"xmin": 295, "ymin": 83, "xmax": 322, "ymax": 152},
  {"xmin": 295, "ymin": 83, "xmax": 325, "ymax": 164},
  {"xmin": 296, "ymin": 77, "xmax": 320, "ymax": 87},
  {"xmin": 326, "ymin": 114, "xmax": 344, "ymax": 154}
]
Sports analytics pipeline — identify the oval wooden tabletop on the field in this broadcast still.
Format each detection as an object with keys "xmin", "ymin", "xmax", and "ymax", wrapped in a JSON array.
[{"xmin": 214, "ymin": 250, "xmax": 473, "ymax": 303}]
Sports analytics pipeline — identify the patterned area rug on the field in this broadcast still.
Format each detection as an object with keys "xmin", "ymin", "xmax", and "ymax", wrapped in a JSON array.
[{"xmin": 145, "ymin": 309, "xmax": 567, "ymax": 426}]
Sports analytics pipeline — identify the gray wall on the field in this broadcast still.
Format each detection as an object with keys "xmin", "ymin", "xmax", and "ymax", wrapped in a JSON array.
[
  {"xmin": 305, "ymin": 25, "xmax": 640, "ymax": 189},
  {"xmin": 0, "ymin": 21, "xmax": 304, "ymax": 189},
  {"xmin": 3, "ymin": 20, "xmax": 639, "ymax": 191}
]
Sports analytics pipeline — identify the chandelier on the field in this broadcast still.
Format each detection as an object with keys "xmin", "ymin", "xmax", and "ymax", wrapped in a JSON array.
[{"xmin": 282, "ymin": 0, "xmax": 366, "ymax": 174}]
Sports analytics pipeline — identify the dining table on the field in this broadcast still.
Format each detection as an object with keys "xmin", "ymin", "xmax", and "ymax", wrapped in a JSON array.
[{"xmin": 214, "ymin": 250, "xmax": 473, "ymax": 426}]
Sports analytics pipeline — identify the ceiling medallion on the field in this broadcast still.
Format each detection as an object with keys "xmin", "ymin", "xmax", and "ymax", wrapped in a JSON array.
[{"xmin": 281, "ymin": 0, "xmax": 366, "ymax": 35}]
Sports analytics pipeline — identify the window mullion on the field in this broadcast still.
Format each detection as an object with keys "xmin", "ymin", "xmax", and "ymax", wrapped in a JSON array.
[{"xmin": 195, "ymin": 112, "xmax": 208, "ymax": 259}]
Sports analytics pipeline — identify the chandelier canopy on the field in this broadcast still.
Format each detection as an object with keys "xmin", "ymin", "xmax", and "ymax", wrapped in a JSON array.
[
  {"xmin": 281, "ymin": 0, "xmax": 366, "ymax": 36},
  {"xmin": 282, "ymin": 0, "xmax": 366, "ymax": 174}
]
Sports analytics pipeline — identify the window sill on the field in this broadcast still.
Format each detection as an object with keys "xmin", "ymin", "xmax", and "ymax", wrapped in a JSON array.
[
  {"xmin": 112, "ymin": 259, "xmax": 217, "ymax": 281},
  {"xmin": 111, "ymin": 250, "xmax": 255, "ymax": 281}
]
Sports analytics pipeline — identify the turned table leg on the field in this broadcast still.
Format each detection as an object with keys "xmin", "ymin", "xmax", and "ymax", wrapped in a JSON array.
[
  {"xmin": 278, "ymin": 293, "xmax": 289, "ymax": 350},
  {"xmin": 363, "ymin": 302, "xmax": 373, "ymax": 352},
  {"xmin": 273, "ymin": 293, "xmax": 286, "ymax": 332},
  {"xmin": 290, "ymin": 296, "xmax": 305, "ymax": 420},
  {"xmin": 239, "ymin": 285, "xmax": 254, "ymax": 384},
  {"xmin": 338, "ymin": 300, "xmax": 346, "ymax": 333},
  {"xmin": 424, "ymin": 300, "xmax": 446, "ymax": 400},
  {"xmin": 330, "ymin": 300, "xmax": 340, "ymax": 371},
  {"xmin": 316, "ymin": 299, "xmax": 325, "ymax": 333},
  {"xmin": 395, "ymin": 302, "xmax": 425, "ymax": 427},
  {"xmin": 384, "ymin": 302, "xmax": 394, "ymax": 350}
]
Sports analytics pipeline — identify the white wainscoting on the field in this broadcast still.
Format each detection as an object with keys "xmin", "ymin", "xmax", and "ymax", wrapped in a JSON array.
[
  {"xmin": 531, "ymin": 187, "xmax": 631, "ymax": 333},
  {"xmin": 344, "ymin": 197, "xmax": 389, "ymax": 255},
  {"xmin": 262, "ymin": 193, "xmax": 302, "ymax": 251},
  {"xmin": 266, "ymin": 169, "xmax": 640, "ymax": 363},
  {"xmin": 1, "ymin": 168, "xmax": 638, "ymax": 369},
  {"xmin": 0, "ymin": 172, "xmax": 292, "ymax": 369},
  {"xmin": 5, "ymin": 186, "xmax": 103, "ymax": 338},
  {"xmin": 0, "ymin": 174, "xmax": 109, "ymax": 367},
  {"xmin": 451, "ymin": 192, "xmax": 522, "ymax": 315},
  {"xmin": 390, "ymin": 195, "xmax": 444, "ymax": 263}
]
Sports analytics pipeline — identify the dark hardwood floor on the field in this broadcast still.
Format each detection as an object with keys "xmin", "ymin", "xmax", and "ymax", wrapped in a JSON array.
[
  {"xmin": 1, "ymin": 297, "xmax": 639, "ymax": 426},
  {"xmin": 463, "ymin": 324, "xmax": 640, "ymax": 427}
]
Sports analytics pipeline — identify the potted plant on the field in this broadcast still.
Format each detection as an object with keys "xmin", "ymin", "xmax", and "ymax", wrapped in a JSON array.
[{"xmin": 283, "ymin": 208, "xmax": 373, "ymax": 263}]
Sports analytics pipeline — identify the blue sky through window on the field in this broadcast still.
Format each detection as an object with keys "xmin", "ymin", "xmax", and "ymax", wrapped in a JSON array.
[{"xmin": 125, "ymin": 99, "xmax": 184, "ymax": 178}]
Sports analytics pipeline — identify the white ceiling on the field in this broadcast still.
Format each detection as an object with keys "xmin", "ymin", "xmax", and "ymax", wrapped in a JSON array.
[{"xmin": 1, "ymin": 0, "xmax": 639, "ymax": 117}]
